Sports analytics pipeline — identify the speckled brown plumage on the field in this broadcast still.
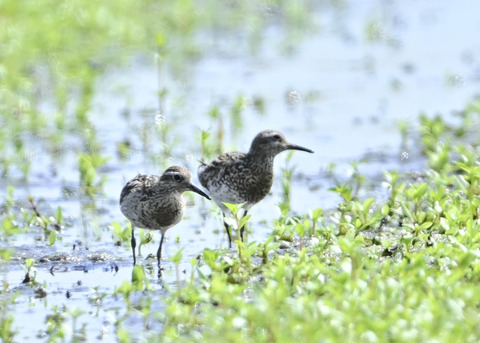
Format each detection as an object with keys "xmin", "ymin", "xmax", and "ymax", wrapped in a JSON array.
[
  {"xmin": 198, "ymin": 130, "xmax": 314, "ymax": 247},
  {"xmin": 120, "ymin": 166, "xmax": 210, "ymax": 275}
]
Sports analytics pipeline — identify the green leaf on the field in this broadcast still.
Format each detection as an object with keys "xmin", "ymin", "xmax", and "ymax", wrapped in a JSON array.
[
  {"xmin": 117, "ymin": 328, "xmax": 131, "ymax": 343},
  {"xmin": 143, "ymin": 232, "xmax": 153, "ymax": 245},
  {"xmin": 329, "ymin": 184, "xmax": 353, "ymax": 202},
  {"xmin": 295, "ymin": 223, "xmax": 305, "ymax": 237},
  {"xmin": 419, "ymin": 222, "xmax": 433, "ymax": 230},
  {"xmin": 116, "ymin": 281, "xmax": 132, "ymax": 297},
  {"xmin": 208, "ymin": 107, "xmax": 219, "ymax": 120},
  {"xmin": 48, "ymin": 230, "xmax": 57, "ymax": 246},
  {"xmin": 203, "ymin": 249, "xmax": 216, "ymax": 268},
  {"xmin": 363, "ymin": 198, "xmax": 375, "ymax": 212},
  {"xmin": 25, "ymin": 258, "xmax": 35, "ymax": 268},
  {"xmin": 355, "ymin": 218, "xmax": 362, "ymax": 228},
  {"xmin": 131, "ymin": 265, "xmax": 146, "ymax": 291},
  {"xmin": 239, "ymin": 214, "xmax": 251, "ymax": 230},
  {"xmin": 0, "ymin": 249, "xmax": 13, "ymax": 261},
  {"xmin": 400, "ymin": 202, "xmax": 415, "ymax": 222},
  {"xmin": 413, "ymin": 183, "xmax": 428, "ymax": 200},
  {"xmin": 310, "ymin": 208, "xmax": 323, "ymax": 221},
  {"xmin": 264, "ymin": 236, "xmax": 274, "ymax": 247},
  {"xmin": 55, "ymin": 206, "xmax": 63, "ymax": 224},
  {"xmin": 384, "ymin": 170, "xmax": 400, "ymax": 185},
  {"xmin": 2, "ymin": 218, "xmax": 21, "ymax": 236},
  {"xmin": 111, "ymin": 221, "xmax": 121, "ymax": 231},
  {"xmin": 170, "ymin": 248, "xmax": 183, "ymax": 264},
  {"xmin": 381, "ymin": 204, "xmax": 390, "ymax": 216},
  {"xmin": 223, "ymin": 202, "xmax": 245, "ymax": 214},
  {"xmin": 156, "ymin": 33, "xmax": 166, "ymax": 47}
]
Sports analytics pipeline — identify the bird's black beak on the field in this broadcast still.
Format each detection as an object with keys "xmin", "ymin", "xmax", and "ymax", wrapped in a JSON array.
[
  {"xmin": 189, "ymin": 184, "xmax": 211, "ymax": 200},
  {"xmin": 286, "ymin": 143, "xmax": 314, "ymax": 153}
]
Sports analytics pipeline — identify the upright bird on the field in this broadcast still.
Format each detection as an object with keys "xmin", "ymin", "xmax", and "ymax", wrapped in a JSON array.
[
  {"xmin": 198, "ymin": 130, "xmax": 314, "ymax": 247},
  {"xmin": 120, "ymin": 166, "xmax": 210, "ymax": 273}
]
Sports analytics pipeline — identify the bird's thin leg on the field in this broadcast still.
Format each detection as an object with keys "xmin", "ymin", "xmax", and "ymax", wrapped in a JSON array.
[
  {"xmin": 223, "ymin": 218, "xmax": 233, "ymax": 249},
  {"xmin": 239, "ymin": 210, "xmax": 248, "ymax": 243},
  {"xmin": 157, "ymin": 233, "xmax": 165, "ymax": 277},
  {"xmin": 131, "ymin": 226, "xmax": 136, "ymax": 266}
]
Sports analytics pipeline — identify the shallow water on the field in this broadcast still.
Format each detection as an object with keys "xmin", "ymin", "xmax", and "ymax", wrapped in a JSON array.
[{"xmin": 2, "ymin": 0, "xmax": 480, "ymax": 340}]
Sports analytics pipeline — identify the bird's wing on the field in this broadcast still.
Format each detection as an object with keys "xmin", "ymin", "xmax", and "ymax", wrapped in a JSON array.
[
  {"xmin": 211, "ymin": 152, "xmax": 245, "ymax": 165},
  {"xmin": 198, "ymin": 152, "xmax": 246, "ymax": 188},
  {"xmin": 120, "ymin": 174, "xmax": 160, "ymax": 204}
]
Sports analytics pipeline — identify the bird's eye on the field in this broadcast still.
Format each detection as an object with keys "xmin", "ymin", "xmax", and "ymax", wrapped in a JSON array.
[
  {"xmin": 173, "ymin": 174, "xmax": 182, "ymax": 181},
  {"xmin": 272, "ymin": 134, "xmax": 281, "ymax": 140}
]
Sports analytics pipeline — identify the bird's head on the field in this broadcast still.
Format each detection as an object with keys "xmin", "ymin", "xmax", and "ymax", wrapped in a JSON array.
[
  {"xmin": 249, "ymin": 130, "xmax": 314, "ymax": 156},
  {"xmin": 161, "ymin": 166, "xmax": 211, "ymax": 200}
]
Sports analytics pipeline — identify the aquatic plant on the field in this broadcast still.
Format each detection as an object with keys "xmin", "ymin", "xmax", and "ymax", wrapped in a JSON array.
[
  {"xmin": 279, "ymin": 150, "xmax": 296, "ymax": 213},
  {"xmin": 0, "ymin": 279, "xmax": 17, "ymax": 343},
  {"xmin": 223, "ymin": 202, "xmax": 252, "ymax": 247},
  {"xmin": 21, "ymin": 259, "xmax": 36, "ymax": 284},
  {"xmin": 170, "ymin": 248, "xmax": 184, "ymax": 292},
  {"xmin": 111, "ymin": 221, "xmax": 131, "ymax": 246},
  {"xmin": 138, "ymin": 229, "xmax": 154, "ymax": 258},
  {"xmin": 230, "ymin": 95, "xmax": 247, "ymax": 134},
  {"xmin": 78, "ymin": 152, "xmax": 109, "ymax": 197}
]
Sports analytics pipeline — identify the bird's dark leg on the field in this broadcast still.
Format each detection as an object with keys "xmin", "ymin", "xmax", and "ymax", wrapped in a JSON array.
[
  {"xmin": 131, "ymin": 226, "xmax": 136, "ymax": 266},
  {"xmin": 223, "ymin": 218, "xmax": 233, "ymax": 249},
  {"xmin": 157, "ymin": 233, "xmax": 165, "ymax": 277},
  {"xmin": 239, "ymin": 210, "xmax": 248, "ymax": 243}
]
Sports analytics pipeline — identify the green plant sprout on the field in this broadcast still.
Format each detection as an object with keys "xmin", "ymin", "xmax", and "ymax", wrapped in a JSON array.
[
  {"xmin": 115, "ymin": 266, "xmax": 148, "ymax": 312},
  {"xmin": 27, "ymin": 196, "xmax": 60, "ymax": 244},
  {"xmin": 111, "ymin": 221, "xmax": 131, "ymax": 246},
  {"xmin": 155, "ymin": 114, "xmax": 172, "ymax": 158},
  {"xmin": 44, "ymin": 305, "xmax": 67, "ymax": 341},
  {"xmin": 272, "ymin": 210, "xmax": 297, "ymax": 242},
  {"xmin": 230, "ymin": 95, "xmax": 246, "ymax": 134},
  {"xmin": 68, "ymin": 308, "xmax": 86, "ymax": 343},
  {"xmin": 78, "ymin": 152, "xmax": 109, "ymax": 197},
  {"xmin": 170, "ymin": 248, "xmax": 184, "ymax": 293},
  {"xmin": 131, "ymin": 265, "xmax": 147, "ymax": 292},
  {"xmin": 223, "ymin": 202, "xmax": 251, "ymax": 247},
  {"xmin": 259, "ymin": 236, "xmax": 280, "ymax": 264},
  {"xmin": 309, "ymin": 208, "xmax": 323, "ymax": 236},
  {"xmin": 397, "ymin": 120, "xmax": 409, "ymax": 152},
  {"xmin": 279, "ymin": 150, "xmax": 296, "ymax": 213},
  {"xmin": 21, "ymin": 259, "xmax": 36, "ymax": 284},
  {"xmin": 200, "ymin": 129, "xmax": 221, "ymax": 161},
  {"xmin": 208, "ymin": 105, "xmax": 225, "ymax": 155},
  {"xmin": 0, "ymin": 279, "xmax": 17, "ymax": 342},
  {"xmin": 138, "ymin": 229, "xmax": 153, "ymax": 257}
]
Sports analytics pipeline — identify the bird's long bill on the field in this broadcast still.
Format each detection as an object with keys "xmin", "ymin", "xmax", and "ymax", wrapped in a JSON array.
[
  {"xmin": 189, "ymin": 184, "xmax": 211, "ymax": 200},
  {"xmin": 287, "ymin": 143, "xmax": 314, "ymax": 153}
]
